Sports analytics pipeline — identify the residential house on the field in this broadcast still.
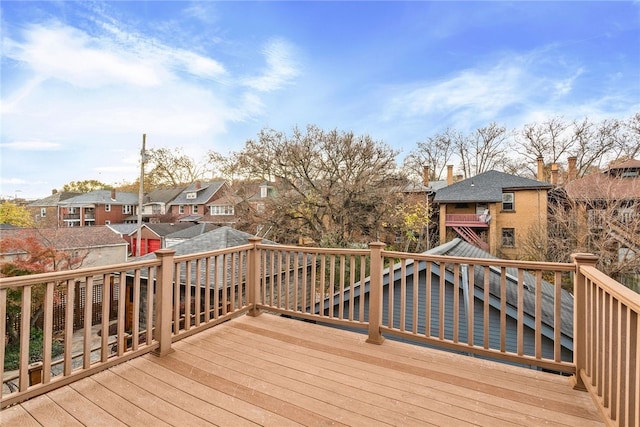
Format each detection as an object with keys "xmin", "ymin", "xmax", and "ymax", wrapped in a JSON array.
[
  {"xmin": 26, "ymin": 190, "xmax": 80, "ymax": 227},
  {"xmin": 167, "ymin": 181, "xmax": 240, "ymax": 226},
  {"xmin": 318, "ymin": 238, "xmax": 574, "ymax": 367},
  {"xmin": 140, "ymin": 187, "xmax": 185, "ymax": 223},
  {"xmin": 0, "ymin": 226, "xmax": 128, "ymax": 268},
  {"xmin": 105, "ymin": 223, "xmax": 138, "ymax": 254},
  {"xmin": 433, "ymin": 166, "xmax": 552, "ymax": 258},
  {"xmin": 164, "ymin": 222, "xmax": 218, "ymax": 247},
  {"xmin": 564, "ymin": 158, "xmax": 640, "ymax": 285},
  {"xmin": 57, "ymin": 189, "xmax": 139, "ymax": 227}
]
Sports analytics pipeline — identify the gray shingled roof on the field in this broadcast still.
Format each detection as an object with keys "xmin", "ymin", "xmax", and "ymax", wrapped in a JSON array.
[
  {"xmin": 168, "ymin": 181, "xmax": 226, "ymax": 205},
  {"xmin": 433, "ymin": 170, "xmax": 551, "ymax": 203},
  {"xmin": 165, "ymin": 223, "xmax": 218, "ymax": 239},
  {"xmin": 143, "ymin": 223, "xmax": 195, "ymax": 237},
  {"xmin": 27, "ymin": 192, "xmax": 81, "ymax": 207},
  {"xmin": 58, "ymin": 190, "xmax": 139, "ymax": 206}
]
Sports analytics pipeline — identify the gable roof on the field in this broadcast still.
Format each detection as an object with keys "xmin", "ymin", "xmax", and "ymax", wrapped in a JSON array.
[
  {"xmin": 58, "ymin": 190, "xmax": 138, "ymax": 206},
  {"xmin": 433, "ymin": 170, "xmax": 551, "ymax": 203},
  {"xmin": 144, "ymin": 187, "xmax": 186, "ymax": 205},
  {"xmin": 168, "ymin": 181, "xmax": 226, "ymax": 205}
]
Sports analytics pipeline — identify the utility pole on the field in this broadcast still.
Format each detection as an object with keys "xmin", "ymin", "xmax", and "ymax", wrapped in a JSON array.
[{"xmin": 135, "ymin": 134, "xmax": 146, "ymax": 257}]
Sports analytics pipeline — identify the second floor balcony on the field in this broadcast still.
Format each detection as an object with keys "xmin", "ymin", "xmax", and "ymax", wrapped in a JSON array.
[
  {"xmin": 1, "ymin": 240, "xmax": 638, "ymax": 426},
  {"xmin": 445, "ymin": 213, "xmax": 490, "ymax": 227}
]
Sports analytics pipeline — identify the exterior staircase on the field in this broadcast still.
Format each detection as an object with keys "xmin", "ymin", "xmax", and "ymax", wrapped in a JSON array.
[{"xmin": 452, "ymin": 226, "xmax": 489, "ymax": 251}]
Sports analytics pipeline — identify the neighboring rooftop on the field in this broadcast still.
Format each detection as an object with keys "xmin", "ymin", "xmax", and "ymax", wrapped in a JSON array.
[{"xmin": 434, "ymin": 170, "xmax": 551, "ymax": 203}]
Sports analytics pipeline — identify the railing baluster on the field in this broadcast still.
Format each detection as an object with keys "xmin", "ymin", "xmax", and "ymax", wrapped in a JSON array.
[
  {"xmin": 500, "ymin": 267, "xmax": 507, "ymax": 353},
  {"xmin": 195, "ymin": 259, "xmax": 202, "ymax": 326},
  {"xmin": 42, "ymin": 281, "xmax": 54, "ymax": 384},
  {"xmin": 399, "ymin": 259, "xmax": 406, "ymax": 332},
  {"xmin": 554, "ymin": 271, "xmax": 562, "ymax": 362},
  {"xmin": 483, "ymin": 266, "xmax": 490, "ymax": 350},
  {"xmin": 438, "ymin": 262, "xmax": 445, "ymax": 340},
  {"xmin": 453, "ymin": 263, "xmax": 459, "ymax": 343},
  {"xmin": 0, "ymin": 288, "xmax": 6, "ymax": 399},
  {"xmin": 132, "ymin": 270, "xmax": 141, "ymax": 351},
  {"xmin": 19, "ymin": 285, "xmax": 31, "ymax": 391},
  {"xmin": 83, "ymin": 276, "xmax": 93, "ymax": 368},
  {"xmin": 100, "ymin": 274, "xmax": 110, "ymax": 362},
  {"xmin": 517, "ymin": 269, "xmax": 524, "ymax": 356},
  {"xmin": 534, "ymin": 271, "xmax": 542, "ymax": 360},
  {"xmin": 63, "ymin": 279, "xmax": 74, "ymax": 376},
  {"xmin": 412, "ymin": 259, "xmax": 419, "ymax": 335}
]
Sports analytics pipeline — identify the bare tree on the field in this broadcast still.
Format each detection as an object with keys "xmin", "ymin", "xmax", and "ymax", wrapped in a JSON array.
[
  {"xmin": 515, "ymin": 117, "xmax": 574, "ymax": 178},
  {"xmin": 402, "ymin": 129, "xmax": 457, "ymax": 182},
  {"xmin": 231, "ymin": 125, "xmax": 399, "ymax": 247},
  {"xmin": 457, "ymin": 122, "xmax": 511, "ymax": 178},
  {"xmin": 146, "ymin": 147, "xmax": 211, "ymax": 188}
]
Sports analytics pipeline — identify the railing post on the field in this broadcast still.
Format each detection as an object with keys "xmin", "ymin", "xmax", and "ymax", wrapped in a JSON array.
[
  {"xmin": 247, "ymin": 237, "xmax": 262, "ymax": 317},
  {"xmin": 366, "ymin": 242, "xmax": 385, "ymax": 345},
  {"xmin": 571, "ymin": 252, "xmax": 598, "ymax": 391},
  {"xmin": 153, "ymin": 249, "xmax": 175, "ymax": 357}
]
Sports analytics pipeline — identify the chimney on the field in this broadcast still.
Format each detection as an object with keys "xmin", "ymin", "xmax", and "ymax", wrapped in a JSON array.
[
  {"xmin": 51, "ymin": 189, "xmax": 58, "ymax": 195},
  {"xmin": 423, "ymin": 166, "xmax": 430, "ymax": 188},
  {"xmin": 551, "ymin": 163, "xmax": 559, "ymax": 185},
  {"xmin": 537, "ymin": 157, "xmax": 545, "ymax": 181},
  {"xmin": 568, "ymin": 156, "xmax": 577, "ymax": 181},
  {"xmin": 195, "ymin": 181, "xmax": 201, "ymax": 190},
  {"xmin": 111, "ymin": 189, "xmax": 116, "ymax": 200},
  {"xmin": 447, "ymin": 165, "xmax": 454, "ymax": 185}
]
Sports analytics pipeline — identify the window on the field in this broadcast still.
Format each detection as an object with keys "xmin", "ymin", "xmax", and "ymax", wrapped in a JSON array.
[
  {"xmin": 179, "ymin": 205, "xmax": 185, "ymax": 214},
  {"xmin": 122, "ymin": 205, "xmax": 133, "ymax": 214},
  {"xmin": 502, "ymin": 228, "xmax": 515, "ymax": 247},
  {"xmin": 208, "ymin": 205, "xmax": 235, "ymax": 215},
  {"xmin": 105, "ymin": 204, "xmax": 111, "ymax": 212},
  {"xmin": 186, "ymin": 192, "xmax": 197, "ymax": 199},
  {"xmin": 68, "ymin": 207, "xmax": 76, "ymax": 214},
  {"xmin": 105, "ymin": 220, "xmax": 111, "ymax": 225},
  {"xmin": 40, "ymin": 208, "xmax": 46, "ymax": 217},
  {"xmin": 192, "ymin": 205, "xmax": 199, "ymax": 214},
  {"xmin": 502, "ymin": 192, "xmax": 514, "ymax": 211}
]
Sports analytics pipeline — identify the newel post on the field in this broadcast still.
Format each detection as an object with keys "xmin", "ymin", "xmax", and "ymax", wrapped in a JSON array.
[
  {"xmin": 570, "ymin": 252, "xmax": 598, "ymax": 391},
  {"xmin": 153, "ymin": 249, "xmax": 175, "ymax": 357},
  {"xmin": 247, "ymin": 237, "xmax": 263, "ymax": 317},
  {"xmin": 366, "ymin": 242, "xmax": 386, "ymax": 345}
]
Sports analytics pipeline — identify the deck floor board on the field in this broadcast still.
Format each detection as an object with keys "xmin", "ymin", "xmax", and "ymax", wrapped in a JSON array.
[{"xmin": 2, "ymin": 314, "xmax": 605, "ymax": 426}]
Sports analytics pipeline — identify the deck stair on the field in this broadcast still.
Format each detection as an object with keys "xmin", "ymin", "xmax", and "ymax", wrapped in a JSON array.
[{"xmin": 452, "ymin": 225, "xmax": 489, "ymax": 251}]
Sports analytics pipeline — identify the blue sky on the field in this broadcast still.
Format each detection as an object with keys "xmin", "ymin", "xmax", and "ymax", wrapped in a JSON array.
[{"xmin": 1, "ymin": 1, "xmax": 639, "ymax": 199}]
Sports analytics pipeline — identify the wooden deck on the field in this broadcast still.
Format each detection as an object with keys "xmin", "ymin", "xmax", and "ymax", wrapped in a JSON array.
[{"xmin": 2, "ymin": 314, "xmax": 604, "ymax": 426}]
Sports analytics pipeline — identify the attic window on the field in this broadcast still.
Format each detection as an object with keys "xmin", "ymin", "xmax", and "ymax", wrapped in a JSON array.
[{"xmin": 186, "ymin": 192, "xmax": 197, "ymax": 199}]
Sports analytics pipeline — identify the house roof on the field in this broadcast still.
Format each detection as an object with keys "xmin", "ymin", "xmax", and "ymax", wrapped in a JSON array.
[
  {"xmin": 168, "ymin": 181, "xmax": 226, "ymax": 205},
  {"xmin": 165, "ymin": 223, "xmax": 218, "ymax": 240},
  {"xmin": 138, "ymin": 223, "xmax": 196, "ymax": 238},
  {"xmin": 0, "ymin": 226, "xmax": 127, "ymax": 253},
  {"xmin": 565, "ymin": 158, "xmax": 640, "ymax": 201},
  {"xmin": 106, "ymin": 223, "xmax": 139, "ymax": 236},
  {"xmin": 143, "ymin": 187, "xmax": 186, "ymax": 205},
  {"xmin": 27, "ymin": 192, "xmax": 81, "ymax": 207},
  {"xmin": 433, "ymin": 170, "xmax": 551, "ymax": 203},
  {"xmin": 58, "ymin": 190, "xmax": 139, "ymax": 206},
  {"xmin": 321, "ymin": 238, "xmax": 573, "ymax": 356}
]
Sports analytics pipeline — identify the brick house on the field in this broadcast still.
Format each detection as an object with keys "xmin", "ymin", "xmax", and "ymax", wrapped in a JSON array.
[
  {"xmin": 167, "ymin": 181, "xmax": 240, "ymax": 226},
  {"xmin": 57, "ymin": 189, "xmax": 139, "ymax": 227},
  {"xmin": 433, "ymin": 168, "xmax": 552, "ymax": 258},
  {"xmin": 27, "ymin": 190, "xmax": 80, "ymax": 227}
]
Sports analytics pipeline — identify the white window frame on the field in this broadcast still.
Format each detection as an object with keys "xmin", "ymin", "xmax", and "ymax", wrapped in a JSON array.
[
  {"xmin": 502, "ymin": 228, "xmax": 515, "ymax": 247},
  {"xmin": 40, "ymin": 208, "xmax": 46, "ymax": 217},
  {"xmin": 192, "ymin": 205, "xmax": 199, "ymax": 214},
  {"xmin": 105, "ymin": 204, "xmax": 111, "ymax": 212},
  {"xmin": 502, "ymin": 192, "xmax": 515, "ymax": 211},
  {"xmin": 179, "ymin": 205, "xmax": 185, "ymax": 214}
]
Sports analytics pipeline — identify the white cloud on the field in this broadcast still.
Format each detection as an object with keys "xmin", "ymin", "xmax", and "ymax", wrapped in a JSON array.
[
  {"xmin": 243, "ymin": 38, "xmax": 300, "ymax": 92},
  {"xmin": 1, "ymin": 140, "xmax": 62, "ymax": 150}
]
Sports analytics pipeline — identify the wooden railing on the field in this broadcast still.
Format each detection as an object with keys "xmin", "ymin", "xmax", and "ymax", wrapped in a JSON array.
[
  {"xmin": 572, "ymin": 254, "xmax": 639, "ymax": 427},
  {"xmin": 445, "ymin": 213, "xmax": 489, "ymax": 225},
  {"xmin": 2, "ymin": 239, "xmax": 638, "ymax": 427}
]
